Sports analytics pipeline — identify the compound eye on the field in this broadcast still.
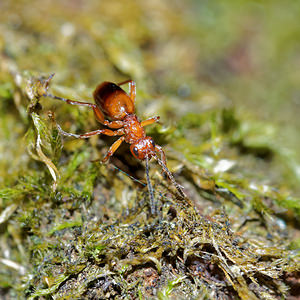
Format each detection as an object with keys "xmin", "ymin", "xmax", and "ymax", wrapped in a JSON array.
[
  {"xmin": 150, "ymin": 138, "xmax": 155, "ymax": 148},
  {"xmin": 132, "ymin": 146, "xmax": 139, "ymax": 158}
]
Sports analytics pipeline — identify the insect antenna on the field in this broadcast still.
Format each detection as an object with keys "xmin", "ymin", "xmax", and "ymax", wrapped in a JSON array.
[
  {"xmin": 153, "ymin": 155, "xmax": 186, "ymax": 198},
  {"xmin": 112, "ymin": 164, "xmax": 146, "ymax": 187},
  {"xmin": 145, "ymin": 154, "xmax": 156, "ymax": 215}
]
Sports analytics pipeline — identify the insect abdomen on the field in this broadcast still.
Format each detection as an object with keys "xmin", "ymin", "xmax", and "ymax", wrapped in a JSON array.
[{"xmin": 93, "ymin": 82, "xmax": 134, "ymax": 120}]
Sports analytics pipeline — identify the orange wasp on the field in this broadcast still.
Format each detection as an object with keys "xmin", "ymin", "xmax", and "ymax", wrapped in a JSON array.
[{"xmin": 43, "ymin": 74, "xmax": 185, "ymax": 213}]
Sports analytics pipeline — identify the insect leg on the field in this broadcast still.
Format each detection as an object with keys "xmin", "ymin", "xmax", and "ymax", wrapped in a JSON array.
[
  {"xmin": 45, "ymin": 93, "xmax": 96, "ymax": 108},
  {"xmin": 44, "ymin": 90, "xmax": 110, "ymax": 125},
  {"xmin": 141, "ymin": 116, "xmax": 160, "ymax": 127},
  {"xmin": 117, "ymin": 79, "xmax": 136, "ymax": 103},
  {"xmin": 102, "ymin": 136, "xmax": 125, "ymax": 163},
  {"xmin": 57, "ymin": 126, "xmax": 124, "ymax": 139},
  {"xmin": 155, "ymin": 145, "xmax": 167, "ymax": 165},
  {"xmin": 102, "ymin": 120, "xmax": 124, "ymax": 129}
]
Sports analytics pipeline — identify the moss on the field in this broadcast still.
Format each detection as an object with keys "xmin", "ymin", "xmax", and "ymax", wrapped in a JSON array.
[{"xmin": 0, "ymin": 1, "xmax": 300, "ymax": 299}]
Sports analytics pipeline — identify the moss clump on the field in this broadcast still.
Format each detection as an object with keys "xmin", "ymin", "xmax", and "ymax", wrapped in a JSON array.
[
  {"xmin": 0, "ymin": 68, "xmax": 298, "ymax": 299},
  {"xmin": 0, "ymin": 1, "xmax": 300, "ymax": 299},
  {"xmin": 25, "ymin": 198, "xmax": 299, "ymax": 299}
]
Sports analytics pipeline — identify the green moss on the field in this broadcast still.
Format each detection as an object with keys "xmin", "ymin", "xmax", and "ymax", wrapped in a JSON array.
[{"xmin": 0, "ymin": 1, "xmax": 299, "ymax": 299}]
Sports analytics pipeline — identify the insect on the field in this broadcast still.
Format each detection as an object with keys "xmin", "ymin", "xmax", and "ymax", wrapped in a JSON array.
[{"xmin": 43, "ymin": 74, "xmax": 185, "ymax": 213}]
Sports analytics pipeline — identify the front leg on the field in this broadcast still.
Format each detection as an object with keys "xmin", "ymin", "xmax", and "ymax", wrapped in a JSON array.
[
  {"xmin": 102, "ymin": 136, "xmax": 125, "ymax": 162},
  {"xmin": 155, "ymin": 144, "xmax": 167, "ymax": 166},
  {"xmin": 154, "ymin": 145, "xmax": 186, "ymax": 198}
]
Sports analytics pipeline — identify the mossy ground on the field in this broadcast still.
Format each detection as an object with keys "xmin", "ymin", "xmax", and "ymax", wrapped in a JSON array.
[{"xmin": 0, "ymin": 1, "xmax": 299, "ymax": 299}]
